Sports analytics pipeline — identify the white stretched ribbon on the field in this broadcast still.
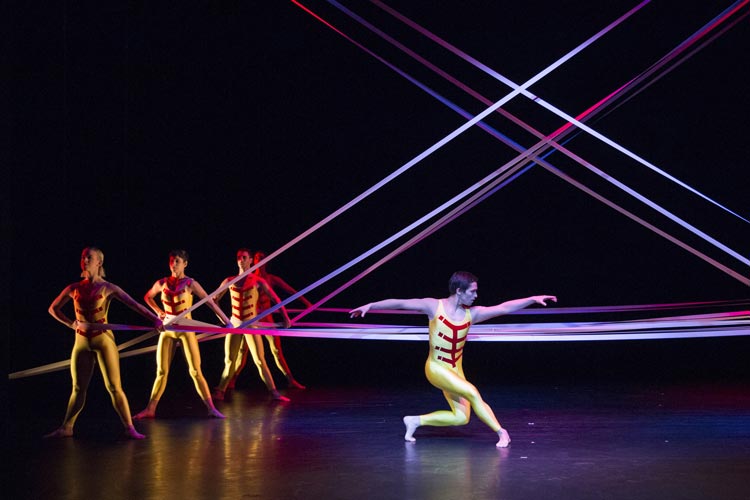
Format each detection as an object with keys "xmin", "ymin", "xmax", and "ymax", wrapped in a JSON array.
[{"xmin": 9, "ymin": 311, "xmax": 748, "ymax": 379}]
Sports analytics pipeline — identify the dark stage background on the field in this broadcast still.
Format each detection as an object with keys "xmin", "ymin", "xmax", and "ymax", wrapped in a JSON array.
[{"xmin": 8, "ymin": 2, "xmax": 750, "ymax": 394}]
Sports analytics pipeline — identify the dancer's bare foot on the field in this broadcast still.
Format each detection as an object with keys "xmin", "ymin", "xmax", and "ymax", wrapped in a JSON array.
[
  {"xmin": 44, "ymin": 427, "xmax": 73, "ymax": 438},
  {"xmin": 207, "ymin": 407, "xmax": 225, "ymax": 419},
  {"xmin": 123, "ymin": 426, "xmax": 146, "ymax": 440},
  {"xmin": 403, "ymin": 416, "xmax": 420, "ymax": 442},
  {"xmin": 133, "ymin": 408, "xmax": 155, "ymax": 420},
  {"xmin": 496, "ymin": 428, "xmax": 511, "ymax": 448},
  {"xmin": 288, "ymin": 379, "xmax": 306, "ymax": 390},
  {"xmin": 271, "ymin": 390, "xmax": 290, "ymax": 402}
]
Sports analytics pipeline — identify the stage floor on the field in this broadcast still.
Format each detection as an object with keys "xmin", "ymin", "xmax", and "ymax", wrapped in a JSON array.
[{"xmin": 9, "ymin": 379, "xmax": 750, "ymax": 500}]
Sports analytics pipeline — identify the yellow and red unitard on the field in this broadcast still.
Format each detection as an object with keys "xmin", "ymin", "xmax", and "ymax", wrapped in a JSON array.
[
  {"xmin": 135, "ymin": 252, "xmax": 228, "ymax": 420},
  {"xmin": 161, "ymin": 276, "xmax": 194, "ymax": 317},
  {"xmin": 214, "ymin": 274, "xmax": 285, "ymax": 399},
  {"xmin": 429, "ymin": 299, "xmax": 470, "ymax": 369},
  {"xmin": 47, "ymin": 247, "xmax": 160, "ymax": 438},
  {"xmin": 72, "ymin": 280, "xmax": 110, "ymax": 338},
  {"xmin": 419, "ymin": 300, "xmax": 502, "ymax": 431},
  {"xmin": 230, "ymin": 279, "xmax": 259, "ymax": 321},
  {"xmin": 225, "ymin": 253, "xmax": 309, "ymax": 390}
]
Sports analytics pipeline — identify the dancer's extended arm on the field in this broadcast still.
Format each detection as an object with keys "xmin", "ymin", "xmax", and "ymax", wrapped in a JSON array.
[
  {"xmin": 471, "ymin": 295, "xmax": 556, "ymax": 324},
  {"xmin": 349, "ymin": 298, "xmax": 437, "ymax": 318}
]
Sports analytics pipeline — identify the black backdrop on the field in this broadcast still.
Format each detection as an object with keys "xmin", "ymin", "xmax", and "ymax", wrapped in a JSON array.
[{"xmin": 9, "ymin": 2, "xmax": 749, "ymax": 390}]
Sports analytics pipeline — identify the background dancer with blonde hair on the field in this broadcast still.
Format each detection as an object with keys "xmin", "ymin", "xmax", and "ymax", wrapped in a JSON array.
[{"xmin": 46, "ymin": 247, "xmax": 162, "ymax": 439}]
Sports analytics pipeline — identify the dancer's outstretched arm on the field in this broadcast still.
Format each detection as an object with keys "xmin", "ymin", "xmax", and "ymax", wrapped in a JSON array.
[
  {"xmin": 471, "ymin": 295, "xmax": 556, "ymax": 324},
  {"xmin": 350, "ymin": 297, "xmax": 437, "ymax": 318}
]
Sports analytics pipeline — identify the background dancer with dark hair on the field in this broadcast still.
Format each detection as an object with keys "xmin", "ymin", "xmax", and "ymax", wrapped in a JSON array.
[
  {"xmin": 213, "ymin": 248, "xmax": 292, "ymax": 402},
  {"xmin": 135, "ymin": 249, "xmax": 230, "ymax": 419},
  {"xmin": 251, "ymin": 249, "xmax": 311, "ymax": 390}
]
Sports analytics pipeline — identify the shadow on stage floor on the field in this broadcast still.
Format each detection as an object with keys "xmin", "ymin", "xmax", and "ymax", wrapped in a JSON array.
[{"xmin": 8, "ymin": 374, "xmax": 750, "ymax": 500}]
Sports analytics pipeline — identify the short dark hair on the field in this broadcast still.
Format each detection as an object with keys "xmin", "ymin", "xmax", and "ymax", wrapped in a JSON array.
[
  {"xmin": 448, "ymin": 271, "xmax": 477, "ymax": 294},
  {"xmin": 169, "ymin": 249, "xmax": 189, "ymax": 261}
]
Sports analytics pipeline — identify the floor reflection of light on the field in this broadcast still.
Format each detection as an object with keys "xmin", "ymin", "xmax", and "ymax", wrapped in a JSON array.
[{"xmin": 404, "ymin": 439, "xmax": 505, "ymax": 498}]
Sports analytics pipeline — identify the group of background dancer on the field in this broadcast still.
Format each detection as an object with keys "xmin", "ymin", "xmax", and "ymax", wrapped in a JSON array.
[
  {"xmin": 46, "ymin": 247, "xmax": 555, "ymax": 447},
  {"xmin": 46, "ymin": 246, "xmax": 310, "ymax": 439}
]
